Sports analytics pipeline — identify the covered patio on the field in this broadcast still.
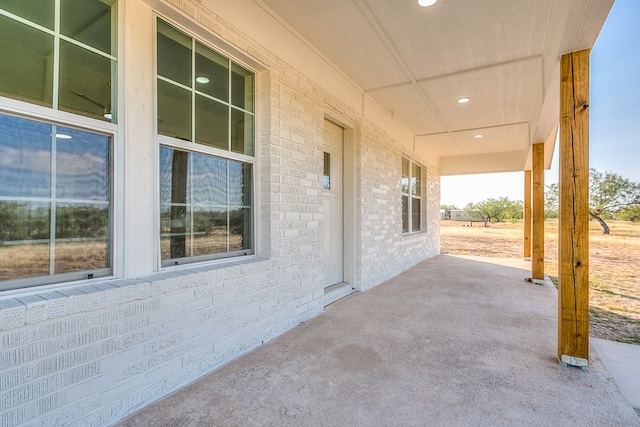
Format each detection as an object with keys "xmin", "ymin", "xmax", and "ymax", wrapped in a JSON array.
[{"xmin": 118, "ymin": 255, "xmax": 639, "ymax": 426}]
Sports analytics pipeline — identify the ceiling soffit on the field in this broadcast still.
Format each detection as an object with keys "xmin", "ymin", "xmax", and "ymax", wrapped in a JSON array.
[{"xmin": 258, "ymin": 0, "xmax": 612, "ymax": 173}]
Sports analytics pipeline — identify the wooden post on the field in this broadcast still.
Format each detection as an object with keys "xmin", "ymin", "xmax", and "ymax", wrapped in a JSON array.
[
  {"xmin": 558, "ymin": 49, "xmax": 590, "ymax": 367},
  {"xmin": 524, "ymin": 170, "xmax": 532, "ymax": 259},
  {"xmin": 531, "ymin": 144, "xmax": 544, "ymax": 281}
]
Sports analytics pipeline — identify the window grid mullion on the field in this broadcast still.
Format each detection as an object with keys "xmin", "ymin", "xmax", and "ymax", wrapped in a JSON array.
[
  {"xmin": 49, "ymin": 125, "xmax": 58, "ymax": 275},
  {"xmin": 52, "ymin": 0, "xmax": 61, "ymax": 110}
]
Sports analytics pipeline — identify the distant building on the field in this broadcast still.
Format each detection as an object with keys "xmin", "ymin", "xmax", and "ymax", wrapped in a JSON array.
[{"xmin": 450, "ymin": 210, "xmax": 484, "ymax": 222}]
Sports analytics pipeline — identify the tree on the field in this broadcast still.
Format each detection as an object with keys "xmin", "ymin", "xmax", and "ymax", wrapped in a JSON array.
[
  {"xmin": 617, "ymin": 206, "xmax": 640, "ymax": 222},
  {"xmin": 464, "ymin": 197, "xmax": 523, "ymax": 223},
  {"xmin": 546, "ymin": 169, "xmax": 640, "ymax": 234},
  {"xmin": 544, "ymin": 183, "xmax": 559, "ymax": 219},
  {"xmin": 589, "ymin": 169, "xmax": 640, "ymax": 233}
]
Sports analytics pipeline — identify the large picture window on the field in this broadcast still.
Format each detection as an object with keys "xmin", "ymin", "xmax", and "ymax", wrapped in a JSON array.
[
  {"xmin": 157, "ymin": 19, "xmax": 254, "ymax": 266},
  {"xmin": 401, "ymin": 157, "xmax": 422, "ymax": 233},
  {"xmin": 0, "ymin": 0, "xmax": 118, "ymax": 122},
  {"xmin": 0, "ymin": 114, "xmax": 112, "ymax": 290}
]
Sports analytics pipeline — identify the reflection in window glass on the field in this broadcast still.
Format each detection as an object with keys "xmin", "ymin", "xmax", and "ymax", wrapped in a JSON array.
[
  {"xmin": 412, "ymin": 198, "xmax": 421, "ymax": 232},
  {"xmin": 56, "ymin": 127, "xmax": 110, "ymax": 200},
  {"xmin": 0, "ymin": 115, "xmax": 52, "ymax": 198},
  {"xmin": 0, "ymin": 114, "xmax": 111, "ymax": 287},
  {"xmin": 0, "ymin": 16, "xmax": 54, "ymax": 107},
  {"xmin": 412, "ymin": 164, "xmax": 421, "ymax": 196},
  {"xmin": 195, "ymin": 42, "xmax": 229, "ymax": 101},
  {"xmin": 0, "ymin": 201, "xmax": 51, "ymax": 280},
  {"xmin": 195, "ymin": 95, "xmax": 228, "ymax": 149},
  {"xmin": 231, "ymin": 63, "xmax": 254, "ymax": 111},
  {"xmin": 192, "ymin": 154, "xmax": 227, "ymax": 206},
  {"xmin": 0, "ymin": 0, "xmax": 55, "ymax": 29},
  {"xmin": 402, "ymin": 195, "xmax": 409, "ymax": 233},
  {"xmin": 61, "ymin": 0, "xmax": 115, "ymax": 55},
  {"xmin": 0, "ymin": 1, "xmax": 117, "ymax": 122},
  {"xmin": 231, "ymin": 108, "xmax": 254, "ymax": 156},
  {"xmin": 59, "ymin": 40, "xmax": 113, "ymax": 121},
  {"xmin": 157, "ymin": 20, "xmax": 192, "ymax": 87},
  {"xmin": 55, "ymin": 203, "xmax": 109, "ymax": 273},
  {"xmin": 158, "ymin": 80, "xmax": 192, "ymax": 141},
  {"xmin": 159, "ymin": 147, "xmax": 252, "ymax": 265}
]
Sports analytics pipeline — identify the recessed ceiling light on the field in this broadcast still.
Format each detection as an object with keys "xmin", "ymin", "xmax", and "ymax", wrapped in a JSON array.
[
  {"xmin": 56, "ymin": 133, "xmax": 72, "ymax": 139},
  {"xmin": 418, "ymin": 0, "xmax": 437, "ymax": 6},
  {"xmin": 457, "ymin": 97, "xmax": 471, "ymax": 104},
  {"xmin": 474, "ymin": 134, "xmax": 483, "ymax": 139},
  {"xmin": 196, "ymin": 76, "xmax": 210, "ymax": 84}
]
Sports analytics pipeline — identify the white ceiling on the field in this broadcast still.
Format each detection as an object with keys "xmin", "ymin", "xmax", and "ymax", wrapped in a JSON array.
[{"xmin": 258, "ymin": 0, "xmax": 614, "ymax": 174}]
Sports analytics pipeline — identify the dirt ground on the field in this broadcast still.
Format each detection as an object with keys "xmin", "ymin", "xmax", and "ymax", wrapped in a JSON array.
[{"xmin": 440, "ymin": 219, "xmax": 640, "ymax": 345}]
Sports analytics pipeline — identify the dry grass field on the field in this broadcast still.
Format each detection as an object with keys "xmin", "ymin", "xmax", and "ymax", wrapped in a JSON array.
[{"xmin": 440, "ymin": 219, "xmax": 640, "ymax": 345}]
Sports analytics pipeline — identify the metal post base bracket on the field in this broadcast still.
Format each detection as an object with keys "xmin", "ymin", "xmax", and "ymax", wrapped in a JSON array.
[{"xmin": 561, "ymin": 355, "xmax": 589, "ymax": 371}]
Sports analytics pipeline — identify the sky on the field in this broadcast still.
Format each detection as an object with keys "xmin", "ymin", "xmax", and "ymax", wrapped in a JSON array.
[{"xmin": 440, "ymin": 0, "xmax": 640, "ymax": 208}]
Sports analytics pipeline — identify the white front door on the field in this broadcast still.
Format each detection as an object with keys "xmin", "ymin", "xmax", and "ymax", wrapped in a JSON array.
[{"xmin": 323, "ymin": 119, "xmax": 343, "ymax": 288}]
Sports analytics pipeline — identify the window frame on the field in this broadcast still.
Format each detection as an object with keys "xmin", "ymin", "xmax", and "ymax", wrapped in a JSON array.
[
  {"xmin": 401, "ymin": 157, "xmax": 423, "ymax": 234},
  {"xmin": 154, "ymin": 17, "xmax": 256, "ymax": 269}
]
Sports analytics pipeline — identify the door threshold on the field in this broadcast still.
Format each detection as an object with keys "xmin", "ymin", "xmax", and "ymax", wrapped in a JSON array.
[{"xmin": 323, "ymin": 282, "xmax": 354, "ymax": 306}]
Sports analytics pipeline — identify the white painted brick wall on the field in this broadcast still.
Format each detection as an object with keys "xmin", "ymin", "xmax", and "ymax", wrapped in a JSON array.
[{"xmin": 0, "ymin": 1, "xmax": 440, "ymax": 425}]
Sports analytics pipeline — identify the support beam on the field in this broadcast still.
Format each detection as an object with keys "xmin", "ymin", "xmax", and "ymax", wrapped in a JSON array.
[
  {"xmin": 558, "ymin": 49, "xmax": 590, "ymax": 367},
  {"xmin": 531, "ymin": 144, "xmax": 544, "ymax": 282},
  {"xmin": 524, "ymin": 170, "xmax": 532, "ymax": 259}
]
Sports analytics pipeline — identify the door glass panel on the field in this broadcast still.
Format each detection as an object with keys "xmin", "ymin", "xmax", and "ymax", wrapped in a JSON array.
[
  {"xmin": 0, "ymin": 115, "xmax": 51, "ymax": 198},
  {"xmin": 323, "ymin": 152, "xmax": 331, "ymax": 190},
  {"xmin": 59, "ymin": 40, "xmax": 113, "ymax": 121},
  {"xmin": 61, "ymin": 0, "xmax": 115, "ymax": 55},
  {"xmin": 0, "ymin": 16, "xmax": 54, "ymax": 107}
]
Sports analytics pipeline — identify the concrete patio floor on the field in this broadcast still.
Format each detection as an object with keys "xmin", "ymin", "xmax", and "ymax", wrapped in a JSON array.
[{"xmin": 118, "ymin": 255, "xmax": 639, "ymax": 427}]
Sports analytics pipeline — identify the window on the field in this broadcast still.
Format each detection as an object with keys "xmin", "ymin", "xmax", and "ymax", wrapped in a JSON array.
[
  {"xmin": 401, "ymin": 157, "xmax": 422, "ymax": 233},
  {"xmin": 157, "ymin": 19, "xmax": 254, "ymax": 266},
  {"xmin": 0, "ymin": 1, "xmax": 116, "ymax": 290},
  {"xmin": 0, "ymin": 114, "xmax": 112, "ymax": 289},
  {"xmin": 0, "ymin": 0, "xmax": 118, "ymax": 122}
]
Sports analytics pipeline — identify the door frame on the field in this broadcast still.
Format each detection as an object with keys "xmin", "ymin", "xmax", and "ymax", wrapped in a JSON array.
[{"xmin": 324, "ymin": 114, "xmax": 358, "ymax": 291}]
